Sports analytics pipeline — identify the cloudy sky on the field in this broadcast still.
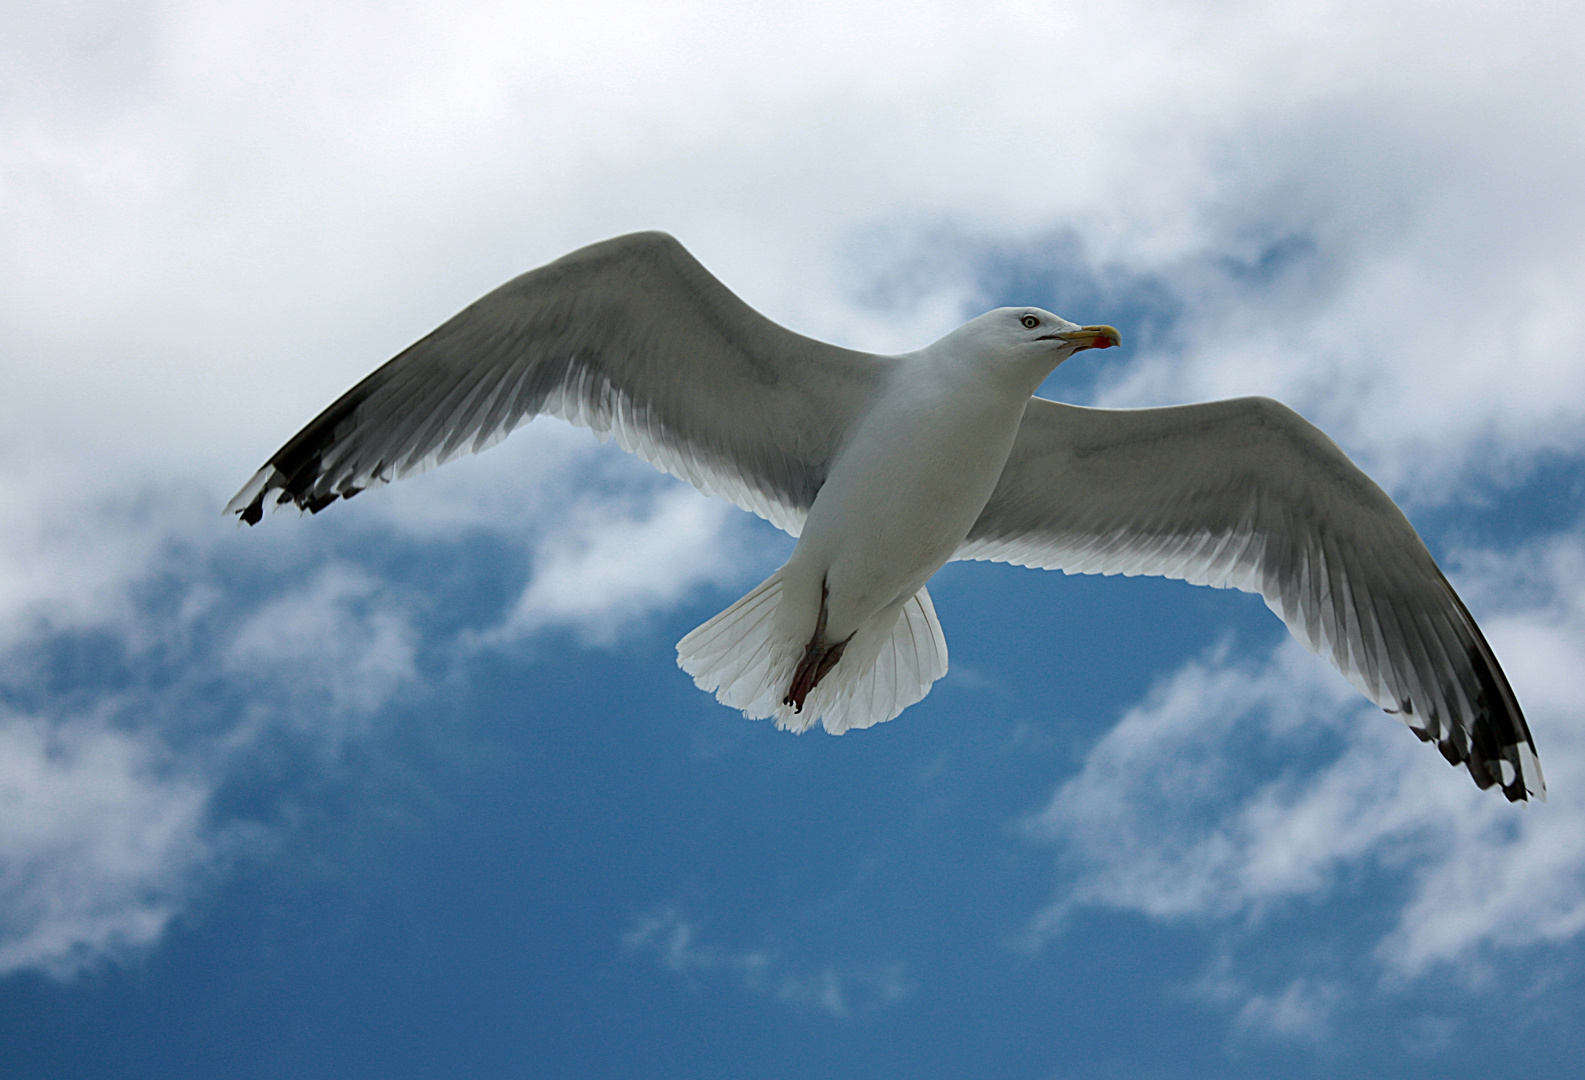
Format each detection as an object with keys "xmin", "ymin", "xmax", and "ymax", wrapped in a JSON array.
[{"xmin": 4, "ymin": 1, "xmax": 1584, "ymax": 1076}]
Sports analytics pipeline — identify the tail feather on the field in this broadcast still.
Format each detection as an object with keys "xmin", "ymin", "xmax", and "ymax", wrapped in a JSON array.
[{"xmin": 677, "ymin": 572, "xmax": 948, "ymax": 734}]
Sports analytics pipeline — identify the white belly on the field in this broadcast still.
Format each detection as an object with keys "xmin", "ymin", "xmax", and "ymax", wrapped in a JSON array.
[{"xmin": 782, "ymin": 374, "xmax": 1029, "ymax": 641}]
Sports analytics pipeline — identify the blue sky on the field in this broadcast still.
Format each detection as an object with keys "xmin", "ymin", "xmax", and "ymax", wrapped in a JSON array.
[{"xmin": 3, "ymin": 2, "xmax": 1585, "ymax": 1077}]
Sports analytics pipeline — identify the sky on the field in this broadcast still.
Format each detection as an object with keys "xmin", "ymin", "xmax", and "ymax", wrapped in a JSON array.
[{"xmin": 3, "ymin": 1, "xmax": 1584, "ymax": 1076}]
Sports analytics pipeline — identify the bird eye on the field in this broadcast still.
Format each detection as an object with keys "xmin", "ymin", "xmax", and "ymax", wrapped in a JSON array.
[{"xmin": 1021, "ymin": 315, "xmax": 1039, "ymax": 329}]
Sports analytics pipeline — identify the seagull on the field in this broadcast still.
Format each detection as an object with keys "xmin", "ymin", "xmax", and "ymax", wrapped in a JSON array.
[{"xmin": 228, "ymin": 231, "xmax": 1543, "ymax": 801}]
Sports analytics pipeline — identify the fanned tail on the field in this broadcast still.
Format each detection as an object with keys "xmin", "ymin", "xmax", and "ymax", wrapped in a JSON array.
[
  {"xmin": 676, "ymin": 570, "xmax": 797, "ymax": 721},
  {"xmin": 677, "ymin": 572, "xmax": 949, "ymax": 734}
]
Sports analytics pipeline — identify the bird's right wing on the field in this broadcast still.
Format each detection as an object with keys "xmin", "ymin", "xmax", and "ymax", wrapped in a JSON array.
[
  {"xmin": 959, "ymin": 395, "xmax": 1542, "ymax": 801},
  {"xmin": 226, "ymin": 232, "xmax": 894, "ymax": 536}
]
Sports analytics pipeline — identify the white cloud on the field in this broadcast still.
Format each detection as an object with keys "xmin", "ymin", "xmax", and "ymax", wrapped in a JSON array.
[
  {"xmin": 623, "ymin": 905, "xmax": 913, "ymax": 1018},
  {"xmin": 1234, "ymin": 978, "xmax": 1341, "ymax": 1042},
  {"xmin": 0, "ymin": 460, "xmax": 771, "ymax": 978},
  {"xmin": 1026, "ymin": 639, "xmax": 1371, "ymax": 927},
  {"xmin": 4, "ymin": 0, "xmax": 1585, "ymax": 992},
  {"xmin": 0, "ymin": 499, "xmax": 429, "ymax": 976},
  {"xmin": 1196, "ymin": 959, "xmax": 1343, "ymax": 1043},
  {"xmin": 1027, "ymin": 528, "xmax": 1585, "ymax": 991},
  {"xmin": 5, "ymin": 0, "xmax": 1582, "ymax": 578},
  {"xmin": 6, "ymin": 0, "xmax": 1584, "ymax": 505},
  {"xmin": 0, "ymin": 710, "xmax": 213, "ymax": 978},
  {"xmin": 1378, "ymin": 536, "xmax": 1585, "ymax": 977},
  {"xmin": 0, "ymin": 473, "xmax": 191, "ymax": 652},
  {"xmin": 224, "ymin": 563, "xmax": 419, "ymax": 722},
  {"xmin": 487, "ymin": 485, "xmax": 759, "ymax": 646}
]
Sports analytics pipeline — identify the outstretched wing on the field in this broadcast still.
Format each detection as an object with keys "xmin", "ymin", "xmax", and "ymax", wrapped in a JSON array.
[
  {"xmin": 226, "ymin": 231, "xmax": 893, "ymax": 536},
  {"xmin": 959, "ymin": 395, "xmax": 1543, "ymax": 801}
]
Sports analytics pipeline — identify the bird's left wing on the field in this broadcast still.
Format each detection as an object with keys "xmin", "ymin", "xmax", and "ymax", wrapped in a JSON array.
[
  {"xmin": 958, "ymin": 395, "xmax": 1543, "ymax": 801},
  {"xmin": 226, "ymin": 232, "xmax": 893, "ymax": 536}
]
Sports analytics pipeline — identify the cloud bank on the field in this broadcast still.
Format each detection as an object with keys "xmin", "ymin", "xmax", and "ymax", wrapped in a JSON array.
[
  {"xmin": 1026, "ymin": 528, "xmax": 1585, "ymax": 1018},
  {"xmin": 2, "ymin": 0, "xmax": 1582, "ymax": 1006}
]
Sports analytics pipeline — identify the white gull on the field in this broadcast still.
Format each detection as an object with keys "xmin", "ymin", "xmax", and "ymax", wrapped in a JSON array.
[{"xmin": 227, "ymin": 231, "xmax": 1543, "ymax": 802}]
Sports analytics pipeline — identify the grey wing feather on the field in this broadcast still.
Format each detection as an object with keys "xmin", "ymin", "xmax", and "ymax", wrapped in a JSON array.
[
  {"xmin": 225, "ymin": 231, "xmax": 891, "ymax": 536},
  {"xmin": 960, "ymin": 395, "xmax": 1543, "ymax": 802}
]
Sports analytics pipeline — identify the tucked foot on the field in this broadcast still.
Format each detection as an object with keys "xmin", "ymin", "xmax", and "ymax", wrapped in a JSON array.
[{"xmin": 783, "ymin": 578, "xmax": 853, "ymax": 712}]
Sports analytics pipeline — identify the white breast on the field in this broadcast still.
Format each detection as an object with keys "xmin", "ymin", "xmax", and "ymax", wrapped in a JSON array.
[{"xmin": 784, "ymin": 349, "xmax": 1033, "ymax": 638}]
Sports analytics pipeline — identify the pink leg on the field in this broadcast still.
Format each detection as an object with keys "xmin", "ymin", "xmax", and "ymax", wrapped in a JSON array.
[{"xmin": 783, "ymin": 578, "xmax": 853, "ymax": 713}]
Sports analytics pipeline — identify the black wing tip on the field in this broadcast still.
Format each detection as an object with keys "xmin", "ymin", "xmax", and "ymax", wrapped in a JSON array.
[
  {"xmin": 229, "ymin": 371, "xmax": 383, "ymax": 525},
  {"xmin": 231, "ymin": 486, "xmax": 333, "ymax": 524},
  {"xmin": 1404, "ymin": 641, "xmax": 1544, "ymax": 802},
  {"xmin": 230, "ymin": 374, "xmax": 381, "ymax": 526},
  {"xmin": 1405, "ymin": 717, "xmax": 1537, "ymax": 803},
  {"xmin": 233, "ymin": 481, "xmax": 358, "ymax": 524},
  {"xmin": 1464, "ymin": 640, "xmax": 1544, "ymax": 803},
  {"xmin": 230, "ymin": 457, "xmax": 368, "ymax": 525},
  {"xmin": 303, "ymin": 491, "xmax": 339, "ymax": 515},
  {"xmin": 1394, "ymin": 635, "xmax": 1544, "ymax": 803}
]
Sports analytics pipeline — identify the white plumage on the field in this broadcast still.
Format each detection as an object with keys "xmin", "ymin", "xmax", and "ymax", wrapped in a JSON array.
[{"xmin": 228, "ymin": 231, "xmax": 1543, "ymax": 801}]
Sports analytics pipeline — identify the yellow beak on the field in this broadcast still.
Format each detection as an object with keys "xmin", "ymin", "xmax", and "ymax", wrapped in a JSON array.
[{"xmin": 1054, "ymin": 325, "xmax": 1122, "ymax": 351}]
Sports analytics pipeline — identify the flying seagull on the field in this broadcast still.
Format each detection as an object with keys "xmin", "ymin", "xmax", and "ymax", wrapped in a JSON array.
[{"xmin": 228, "ymin": 231, "xmax": 1543, "ymax": 802}]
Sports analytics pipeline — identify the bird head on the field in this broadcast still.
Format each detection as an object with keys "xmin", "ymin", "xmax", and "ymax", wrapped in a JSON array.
[{"xmin": 938, "ymin": 307, "xmax": 1120, "ymax": 381}]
